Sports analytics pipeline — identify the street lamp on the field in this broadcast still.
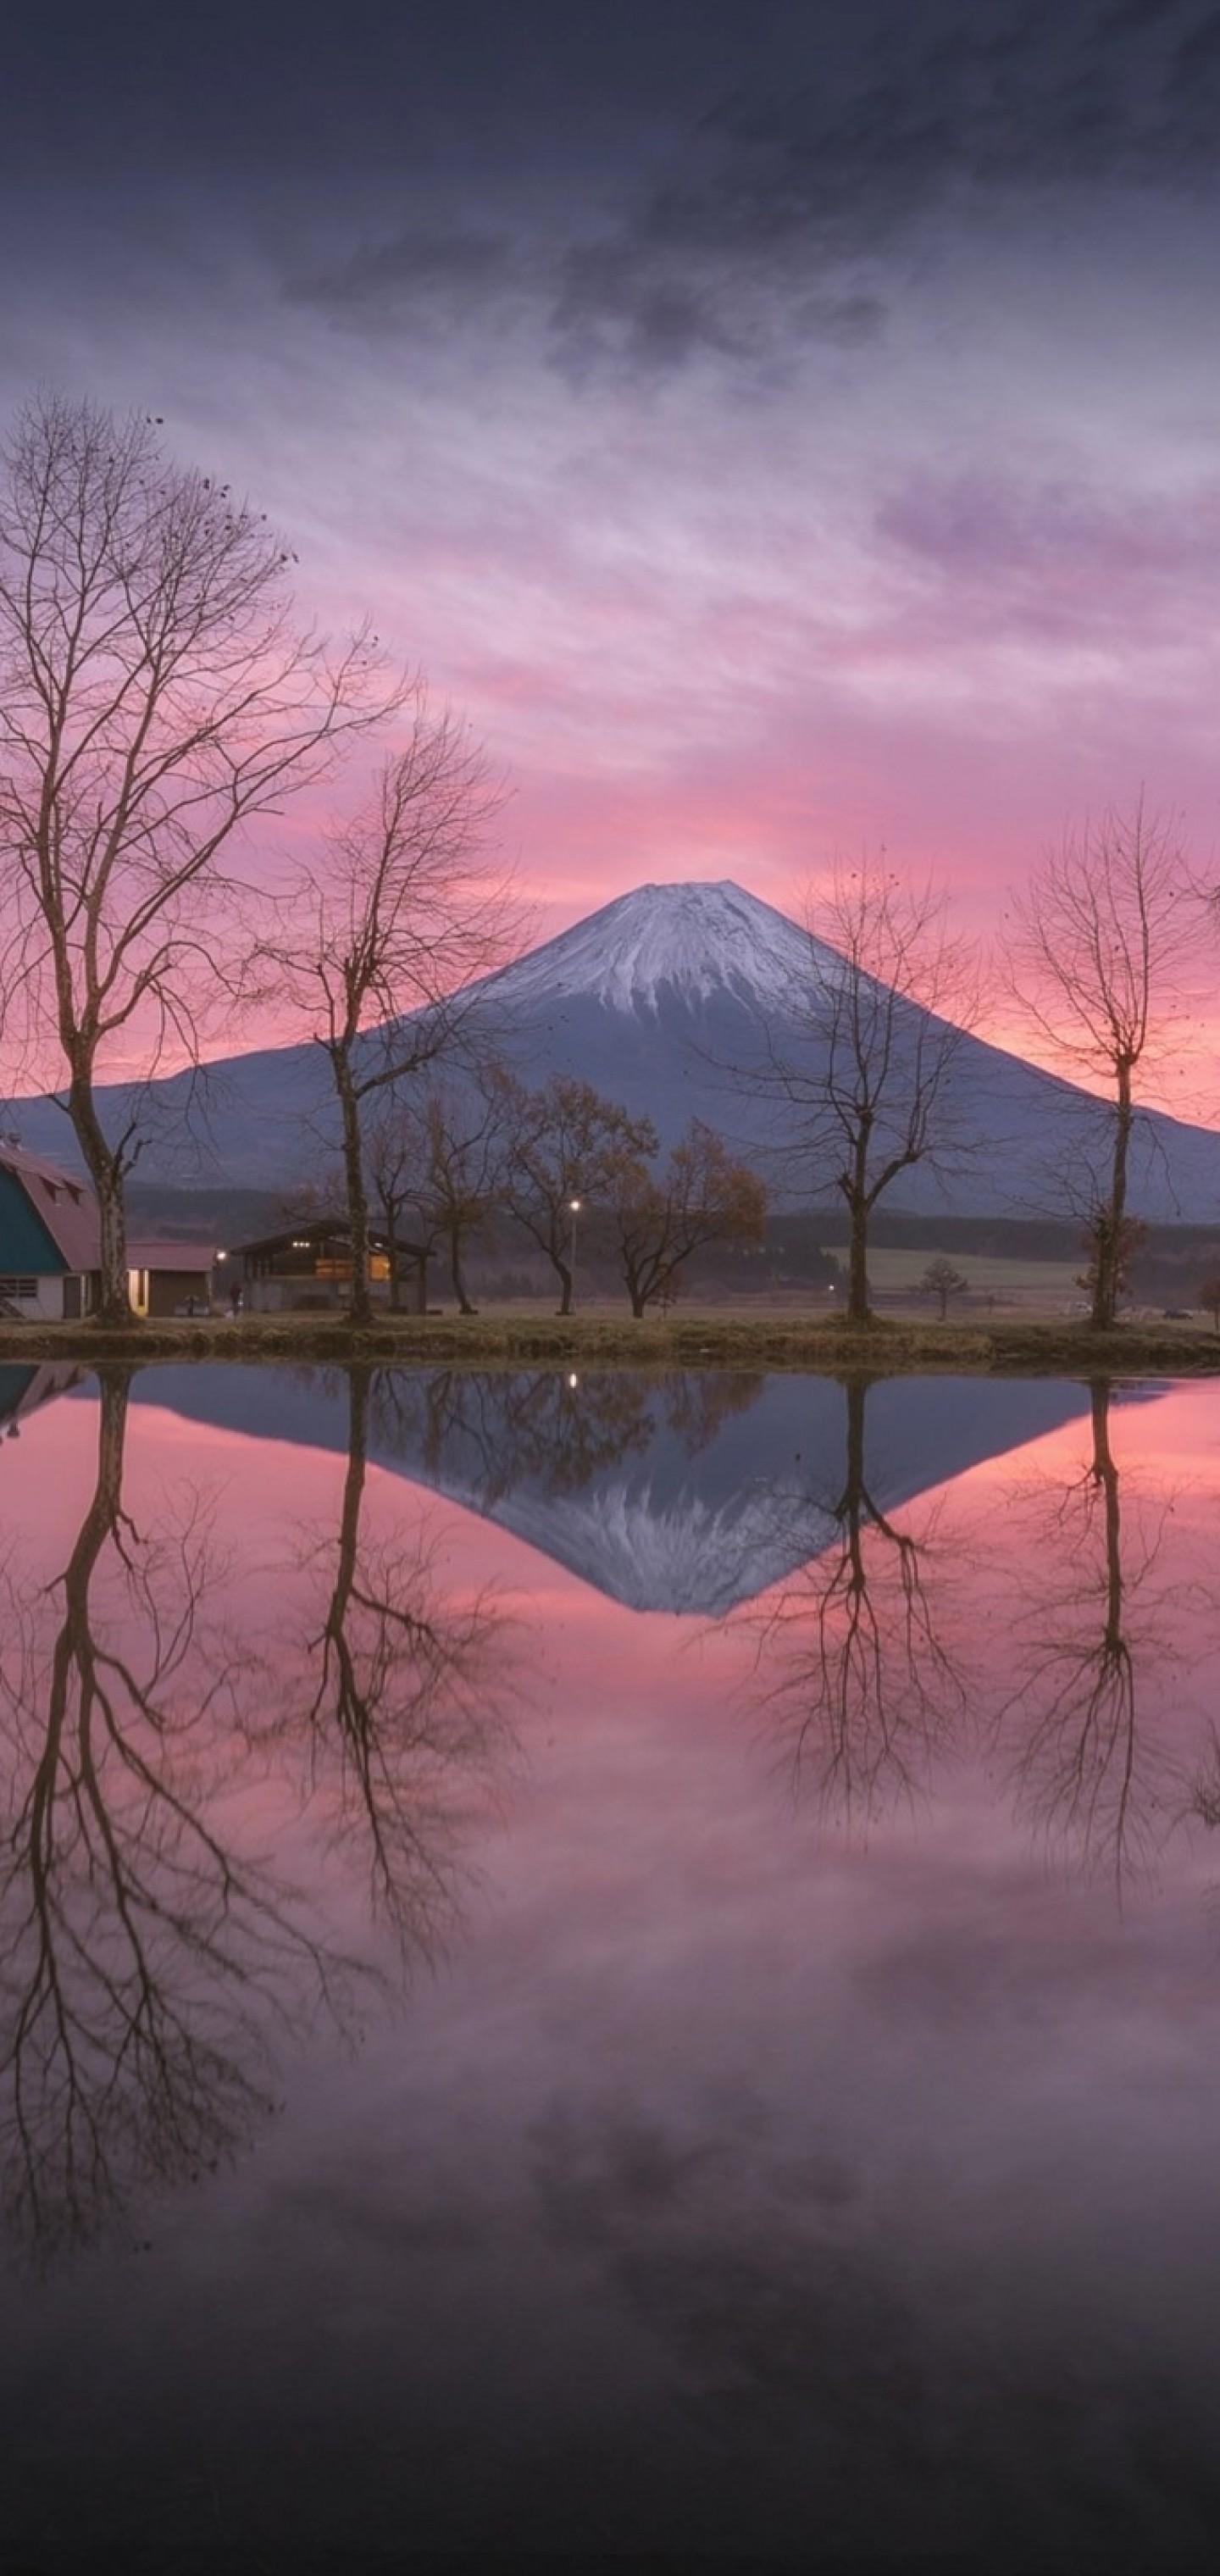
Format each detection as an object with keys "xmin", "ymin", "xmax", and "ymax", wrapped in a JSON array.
[{"xmin": 568, "ymin": 1196, "xmax": 582, "ymax": 1310}]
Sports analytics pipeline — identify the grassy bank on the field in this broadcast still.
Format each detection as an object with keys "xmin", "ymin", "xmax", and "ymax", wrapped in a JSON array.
[{"xmin": 2, "ymin": 1309, "xmax": 1219, "ymax": 1375}]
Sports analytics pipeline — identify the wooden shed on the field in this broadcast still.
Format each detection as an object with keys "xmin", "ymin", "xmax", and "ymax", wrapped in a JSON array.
[
  {"xmin": 125, "ymin": 1241, "xmax": 219, "ymax": 1317},
  {"xmin": 229, "ymin": 1219, "xmax": 430, "ymax": 1313}
]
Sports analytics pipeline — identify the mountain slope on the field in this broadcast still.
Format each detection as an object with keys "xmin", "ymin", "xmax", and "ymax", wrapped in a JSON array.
[{"xmin": 6, "ymin": 877, "xmax": 1220, "ymax": 1219}]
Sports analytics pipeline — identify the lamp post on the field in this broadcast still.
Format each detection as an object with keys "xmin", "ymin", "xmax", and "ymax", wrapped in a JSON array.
[{"xmin": 568, "ymin": 1196, "xmax": 582, "ymax": 1312}]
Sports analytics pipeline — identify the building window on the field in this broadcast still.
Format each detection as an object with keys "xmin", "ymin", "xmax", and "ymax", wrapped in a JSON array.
[{"xmin": 0, "ymin": 1278, "xmax": 37, "ymax": 1301}]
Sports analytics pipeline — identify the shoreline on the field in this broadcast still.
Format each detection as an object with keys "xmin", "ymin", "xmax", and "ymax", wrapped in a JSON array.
[{"xmin": 1, "ymin": 1311, "xmax": 1218, "ymax": 1375}]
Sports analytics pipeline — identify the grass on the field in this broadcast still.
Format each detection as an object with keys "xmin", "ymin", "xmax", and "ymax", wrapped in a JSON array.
[{"xmin": 1, "ymin": 1306, "xmax": 1218, "ymax": 1376}]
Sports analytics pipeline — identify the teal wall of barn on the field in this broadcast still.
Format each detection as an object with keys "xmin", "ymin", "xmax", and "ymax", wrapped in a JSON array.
[{"xmin": 0, "ymin": 1170, "xmax": 67, "ymax": 1272}]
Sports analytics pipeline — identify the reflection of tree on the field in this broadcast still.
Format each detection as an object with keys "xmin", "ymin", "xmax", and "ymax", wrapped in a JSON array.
[
  {"xmin": 995, "ymin": 1379, "xmax": 1190, "ymax": 1897},
  {"xmin": 747, "ymin": 1377, "xmax": 964, "ymax": 1829},
  {"xmin": 296, "ymin": 1367, "xmax": 513, "ymax": 1947},
  {"xmin": 660, "ymin": 1369, "xmax": 765, "ymax": 1460},
  {"xmin": 0, "ymin": 1372, "xmax": 362, "ymax": 2256},
  {"xmin": 0, "ymin": 1364, "xmax": 513, "ymax": 2256},
  {"xmin": 373, "ymin": 1363, "xmax": 765, "ymax": 1512}
]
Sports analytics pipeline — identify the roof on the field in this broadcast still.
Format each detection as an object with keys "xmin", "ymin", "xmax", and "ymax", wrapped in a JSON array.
[
  {"xmin": 0, "ymin": 1141, "xmax": 100, "ymax": 1271},
  {"xmin": 126, "ymin": 1240, "xmax": 218, "ymax": 1274},
  {"xmin": 230, "ymin": 1219, "xmax": 430, "ymax": 1260},
  {"xmin": 0, "ymin": 1149, "xmax": 216, "ymax": 1277}
]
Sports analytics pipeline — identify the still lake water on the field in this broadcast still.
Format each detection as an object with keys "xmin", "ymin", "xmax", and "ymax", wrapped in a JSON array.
[{"xmin": 2, "ymin": 1358, "xmax": 1220, "ymax": 2572}]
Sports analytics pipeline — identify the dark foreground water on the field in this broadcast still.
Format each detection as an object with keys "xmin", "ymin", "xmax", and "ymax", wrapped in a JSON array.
[{"xmin": 2, "ymin": 1358, "xmax": 1220, "ymax": 2572}]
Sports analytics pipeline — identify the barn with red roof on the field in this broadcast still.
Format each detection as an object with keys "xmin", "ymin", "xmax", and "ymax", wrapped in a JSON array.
[{"xmin": 0, "ymin": 1141, "xmax": 217, "ymax": 1319}]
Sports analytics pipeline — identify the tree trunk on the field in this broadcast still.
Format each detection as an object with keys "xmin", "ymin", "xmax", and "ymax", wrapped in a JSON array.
[
  {"xmin": 69, "ymin": 1075, "xmax": 130, "ymax": 1325},
  {"xmin": 385, "ymin": 1208, "xmax": 402, "ymax": 1312},
  {"xmin": 336, "ymin": 1058, "xmax": 372, "ymax": 1327},
  {"xmin": 450, "ymin": 1224, "xmax": 476, "ymax": 1316},
  {"xmin": 1091, "ymin": 1069, "xmax": 1134, "ymax": 1331},
  {"xmin": 846, "ymin": 1195, "xmax": 870, "ymax": 1326},
  {"xmin": 554, "ymin": 1252, "xmax": 574, "ymax": 1316}
]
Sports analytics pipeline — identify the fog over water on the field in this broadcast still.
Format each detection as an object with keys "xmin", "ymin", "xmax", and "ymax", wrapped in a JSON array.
[{"xmin": 1, "ymin": 1361, "xmax": 1219, "ymax": 2571}]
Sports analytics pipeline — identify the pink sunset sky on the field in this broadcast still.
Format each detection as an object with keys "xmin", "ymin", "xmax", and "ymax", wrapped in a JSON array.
[{"xmin": 6, "ymin": 1, "xmax": 1220, "ymax": 1108}]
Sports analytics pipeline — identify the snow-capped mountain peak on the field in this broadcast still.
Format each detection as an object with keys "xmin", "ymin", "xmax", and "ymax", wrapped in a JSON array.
[{"xmin": 486, "ymin": 878, "xmax": 835, "ymax": 1019}]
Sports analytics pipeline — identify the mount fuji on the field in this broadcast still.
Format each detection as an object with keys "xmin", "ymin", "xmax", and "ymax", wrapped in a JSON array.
[{"xmin": 6, "ymin": 877, "xmax": 1220, "ymax": 1219}]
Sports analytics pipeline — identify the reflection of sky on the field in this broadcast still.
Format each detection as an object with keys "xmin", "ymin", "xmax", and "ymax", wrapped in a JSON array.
[{"xmin": 3, "ymin": 1375, "xmax": 1220, "ymax": 2562}]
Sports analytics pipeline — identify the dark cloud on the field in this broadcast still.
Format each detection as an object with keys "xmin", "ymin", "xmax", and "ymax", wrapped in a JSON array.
[
  {"xmin": 288, "ymin": 228, "xmax": 513, "ymax": 330},
  {"xmin": 702, "ymin": 1, "xmax": 1220, "ymax": 207},
  {"xmin": 11, "ymin": 0, "xmax": 1220, "ymax": 386},
  {"xmin": 537, "ymin": 1, "xmax": 1220, "ymax": 380}
]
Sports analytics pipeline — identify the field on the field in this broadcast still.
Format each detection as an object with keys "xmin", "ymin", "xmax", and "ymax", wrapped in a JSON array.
[{"xmin": 836, "ymin": 1249, "xmax": 1082, "ymax": 1308}]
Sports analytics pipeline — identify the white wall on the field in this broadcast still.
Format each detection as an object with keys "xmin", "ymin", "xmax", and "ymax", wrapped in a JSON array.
[{"xmin": 0, "ymin": 1274, "xmax": 65, "ymax": 1319}]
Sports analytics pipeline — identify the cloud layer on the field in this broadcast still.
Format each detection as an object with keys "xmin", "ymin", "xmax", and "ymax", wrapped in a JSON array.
[{"xmin": 4, "ymin": 2, "xmax": 1220, "ymax": 1096}]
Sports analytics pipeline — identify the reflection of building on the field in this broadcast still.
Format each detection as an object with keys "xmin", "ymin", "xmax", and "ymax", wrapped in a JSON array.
[
  {"xmin": 0, "ymin": 1360, "xmax": 87, "ymax": 1434},
  {"xmin": 0, "ymin": 1142, "xmax": 218, "ymax": 1319},
  {"xmin": 230, "ymin": 1219, "xmax": 430, "ymax": 1313}
]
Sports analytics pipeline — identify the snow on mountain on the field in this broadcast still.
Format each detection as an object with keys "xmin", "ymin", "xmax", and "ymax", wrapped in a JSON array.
[
  {"xmin": 487, "ymin": 878, "xmax": 839, "ymax": 1019},
  {"xmin": 475, "ymin": 1480, "xmax": 834, "ymax": 1618}
]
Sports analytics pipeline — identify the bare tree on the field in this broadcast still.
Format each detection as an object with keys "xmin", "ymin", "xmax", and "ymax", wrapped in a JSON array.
[
  {"xmin": 0, "ymin": 395, "xmax": 399, "ymax": 1321},
  {"xmin": 1005, "ymin": 801, "xmax": 1192, "ymax": 1330},
  {"xmin": 363, "ymin": 1096, "xmax": 423, "ymax": 1312},
  {"xmin": 502, "ymin": 1074, "xmax": 657, "ymax": 1313},
  {"xmin": 918, "ymin": 1256, "xmax": 969, "ymax": 1320},
  {"xmin": 742, "ymin": 864, "xmax": 976, "ymax": 1325},
  {"xmin": 1075, "ymin": 1212, "xmax": 1145, "ymax": 1324},
  {"xmin": 606, "ymin": 1119, "xmax": 765, "ymax": 1319},
  {"xmin": 376, "ymin": 1074, "xmax": 513, "ymax": 1316},
  {"xmin": 265, "ymin": 700, "xmax": 517, "ymax": 1324}
]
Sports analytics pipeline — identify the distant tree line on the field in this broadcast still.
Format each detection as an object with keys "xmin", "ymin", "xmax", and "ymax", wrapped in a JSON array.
[{"xmin": 0, "ymin": 394, "xmax": 1214, "ymax": 1332}]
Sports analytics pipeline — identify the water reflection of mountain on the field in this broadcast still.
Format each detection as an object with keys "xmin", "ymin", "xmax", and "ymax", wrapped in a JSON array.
[{"xmin": 113, "ymin": 1365, "xmax": 1116, "ymax": 1615}]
